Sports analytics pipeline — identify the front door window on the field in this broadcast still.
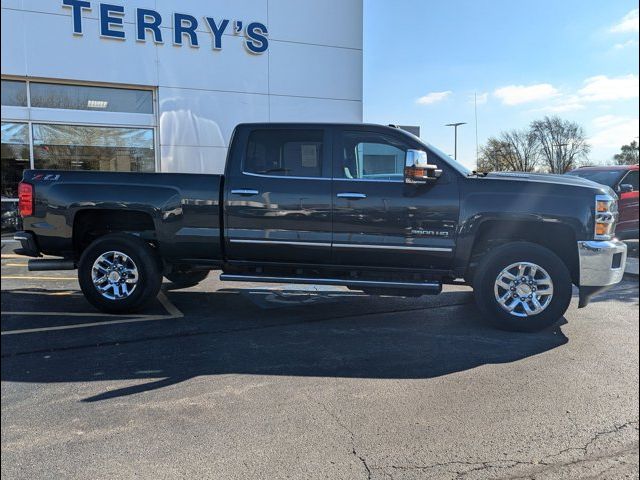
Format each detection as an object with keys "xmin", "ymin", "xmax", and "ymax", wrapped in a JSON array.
[{"xmin": 338, "ymin": 132, "xmax": 406, "ymax": 182}]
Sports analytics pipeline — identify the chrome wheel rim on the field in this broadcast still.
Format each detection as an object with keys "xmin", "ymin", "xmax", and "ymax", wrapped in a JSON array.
[
  {"xmin": 494, "ymin": 262, "xmax": 554, "ymax": 318},
  {"xmin": 91, "ymin": 251, "xmax": 139, "ymax": 300}
]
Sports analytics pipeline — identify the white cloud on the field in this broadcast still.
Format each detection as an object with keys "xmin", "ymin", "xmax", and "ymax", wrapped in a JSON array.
[
  {"xmin": 611, "ymin": 8, "xmax": 639, "ymax": 33},
  {"xmin": 578, "ymin": 74, "xmax": 639, "ymax": 102},
  {"xmin": 532, "ymin": 100, "xmax": 585, "ymax": 113},
  {"xmin": 416, "ymin": 91, "xmax": 452, "ymax": 105},
  {"xmin": 493, "ymin": 83, "xmax": 560, "ymax": 105},
  {"xmin": 614, "ymin": 39, "xmax": 639, "ymax": 49},
  {"xmin": 590, "ymin": 115, "xmax": 640, "ymax": 148}
]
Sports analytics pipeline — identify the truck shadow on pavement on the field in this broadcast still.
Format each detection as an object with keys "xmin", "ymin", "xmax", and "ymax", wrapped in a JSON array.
[
  {"xmin": 1, "ymin": 288, "xmax": 570, "ymax": 402},
  {"xmin": 586, "ymin": 277, "xmax": 639, "ymax": 306}
]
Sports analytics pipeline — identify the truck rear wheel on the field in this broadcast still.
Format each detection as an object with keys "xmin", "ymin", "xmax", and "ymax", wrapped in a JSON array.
[
  {"xmin": 78, "ymin": 233, "xmax": 162, "ymax": 314},
  {"xmin": 165, "ymin": 269, "xmax": 209, "ymax": 289},
  {"xmin": 472, "ymin": 241, "xmax": 572, "ymax": 332}
]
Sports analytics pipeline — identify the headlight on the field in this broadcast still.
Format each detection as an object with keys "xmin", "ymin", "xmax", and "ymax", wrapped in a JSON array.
[{"xmin": 594, "ymin": 194, "xmax": 617, "ymax": 241}]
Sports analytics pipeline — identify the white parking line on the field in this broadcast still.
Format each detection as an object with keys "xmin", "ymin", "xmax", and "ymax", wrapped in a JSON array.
[
  {"xmin": 2, "ymin": 276, "xmax": 77, "ymax": 281},
  {"xmin": 0, "ymin": 292, "xmax": 182, "ymax": 335},
  {"xmin": 158, "ymin": 290, "xmax": 183, "ymax": 318},
  {"xmin": 9, "ymin": 290, "xmax": 79, "ymax": 296}
]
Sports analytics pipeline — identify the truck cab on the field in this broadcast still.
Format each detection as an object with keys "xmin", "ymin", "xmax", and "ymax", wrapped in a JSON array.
[{"xmin": 223, "ymin": 124, "xmax": 460, "ymax": 271}]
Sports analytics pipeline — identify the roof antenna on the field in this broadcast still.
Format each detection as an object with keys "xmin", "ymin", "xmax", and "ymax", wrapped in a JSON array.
[{"xmin": 474, "ymin": 93, "xmax": 479, "ymax": 171}]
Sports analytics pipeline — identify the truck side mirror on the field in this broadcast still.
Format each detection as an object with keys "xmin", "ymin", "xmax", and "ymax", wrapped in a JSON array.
[
  {"xmin": 404, "ymin": 149, "xmax": 442, "ymax": 184},
  {"xmin": 618, "ymin": 183, "xmax": 634, "ymax": 194}
]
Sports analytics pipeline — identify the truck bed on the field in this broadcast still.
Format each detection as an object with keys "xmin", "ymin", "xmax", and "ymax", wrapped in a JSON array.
[{"xmin": 21, "ymin": 170, "xmax": 223, "ymax": 263}]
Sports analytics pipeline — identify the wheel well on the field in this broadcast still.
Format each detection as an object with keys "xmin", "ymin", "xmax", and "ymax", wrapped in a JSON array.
[
  {"xmin": 467, "ymin": 220, "xmax": 579, "ymax": 284},
  {"xmin": 73, "ymin": 209, "xmax": 156, "ymax": 256}
]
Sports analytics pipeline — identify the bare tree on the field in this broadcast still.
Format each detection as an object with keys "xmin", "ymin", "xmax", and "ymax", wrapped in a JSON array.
[
  {"xmin": 499, "ymin": 129, "xmax": 540, "ymax": 172},
  {"xmin": 478, "ymin": 130, "xmax": 540, "ymax": 172},
  {"xmin": 478, "ymin": 137, "xmax": 511, "ymax": 172},
  {"xmin": 530, "ymin": 116, "xmax": 590, "ymax": 173}
]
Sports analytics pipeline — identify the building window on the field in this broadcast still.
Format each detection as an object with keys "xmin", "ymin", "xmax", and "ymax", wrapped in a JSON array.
[
  {"xmin": 30, "ymin": 83, "xmax": 153, "ymax": 114},
  {"xmin": 1, "ymin": 80, "xmax": 27, "ymax": 107},
  {"xmin": 33, "ymin": 124, "xmax": 155, "ymax": 172},
  {"xmin": 1, "ymin": 122, "xmax": 30, "ymax": 233},
  {"xmin": 1, "ymin": 122, "xmax": 30, "ymax": 198}
]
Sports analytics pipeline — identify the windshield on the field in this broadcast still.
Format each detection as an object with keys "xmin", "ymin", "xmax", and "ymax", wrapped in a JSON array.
[{"xmin": 566, "ymin": 170, "xmax": 625, "ymax": 188}]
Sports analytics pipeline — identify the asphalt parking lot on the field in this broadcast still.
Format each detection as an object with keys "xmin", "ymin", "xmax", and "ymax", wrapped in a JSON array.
[{"xmin": 1, "ymin": 242, "xmax": 638, "ymax": 479}]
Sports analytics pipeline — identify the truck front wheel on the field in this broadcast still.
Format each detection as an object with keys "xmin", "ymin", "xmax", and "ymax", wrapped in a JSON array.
[
  {"xmin": 472, "ymin": 241, "xmax": 572, "ymax": 332},
  {"xmin": 78, "ymin": 233, "xmax": 162, "ymax": 314}
]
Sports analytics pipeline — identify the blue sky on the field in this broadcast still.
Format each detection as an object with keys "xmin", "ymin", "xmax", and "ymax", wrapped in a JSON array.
[{"xmin": 363, "ymin": 0, "xmax": 640, "ymax": 170}]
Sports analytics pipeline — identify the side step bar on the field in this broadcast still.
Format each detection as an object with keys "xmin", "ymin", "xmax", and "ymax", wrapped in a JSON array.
[
  {"xmin": 28, "ymin": 259, "xmax": 76, "ymax": 271},
  {"xmin": 219, "ymin": 274, "xmax": 442, "ymax": 293}
]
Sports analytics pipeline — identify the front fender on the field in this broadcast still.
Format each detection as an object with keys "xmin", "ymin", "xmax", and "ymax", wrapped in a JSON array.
[{"xmin": 454, "ymin": 187, "xmax": 592, "ymax": 275}]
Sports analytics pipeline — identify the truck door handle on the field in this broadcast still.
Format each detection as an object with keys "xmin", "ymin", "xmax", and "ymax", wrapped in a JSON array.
[
  {"xmin": 231, "ymin": 189, "xmax": 259, "ymax": 196},
  {"xmin": 337, "ymin": 192, "xmax": 367, "ymax": 199}
]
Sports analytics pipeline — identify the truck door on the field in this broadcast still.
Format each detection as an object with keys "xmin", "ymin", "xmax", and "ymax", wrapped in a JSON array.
[
  {"xmin": 331, "ymin": 127, "xmax": 459, "ymax": 270},
  {"xmin": 224, "ymin": 126, "xmax": 332, "ymax": 264}
]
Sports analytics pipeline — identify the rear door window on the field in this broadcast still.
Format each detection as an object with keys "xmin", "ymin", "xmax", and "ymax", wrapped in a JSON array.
[{"xmin": 244, "ymin": 129, "xmax": 324, "ymax": 178}]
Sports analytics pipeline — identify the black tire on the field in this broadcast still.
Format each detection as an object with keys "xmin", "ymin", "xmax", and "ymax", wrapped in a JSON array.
[
  {"xmin": 78, "ymin": 233, "xmax": 162, "ymax": 314},
  {"xmin": 165, "ymin": 269, "xmax": 209, "ymax": 289},
  {"xmin": 472, "ymin": 241, "xmax": 572, "ymax": 332}
]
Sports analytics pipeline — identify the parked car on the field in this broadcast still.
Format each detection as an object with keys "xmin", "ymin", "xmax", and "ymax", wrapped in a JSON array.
[
  {"xmin": 14, "ymin": 123, "xmax": 627, "ymax": 332},
  {"xmin": 567, "ymin": 165, "xmax": 639, "ymax": 240}
]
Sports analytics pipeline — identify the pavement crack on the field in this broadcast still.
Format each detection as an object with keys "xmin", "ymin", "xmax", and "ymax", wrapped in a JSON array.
[
  {"xmin": 382, "ymin": 460, "xmax": 530, "ymax": 478},
  {"xmin": 374, "ymin": 420, "xmax": 639, "ymax": 479},
  {"xmin": 538, "ymin": 420, "xmax": 639, "ymax": 465},
  {"xmin": 313, "ymin": 400, "xmax": 372, "ymax": 479}
]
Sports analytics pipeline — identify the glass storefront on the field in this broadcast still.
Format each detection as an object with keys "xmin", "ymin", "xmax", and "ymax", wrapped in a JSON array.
[
  {"xmin": 1, "ymin": 122, "xmax": 30, "ymax": 198},
  {"xmin": 33, "ymin": 124, "xmax": 155, "ymax": 172},
  {"xmin": 0, "ymin": 79, "xmax": 156, "ymax": 232},
  {"xmin": 1, "ymin": 122, "xmax": 30, "ymax": 233}
]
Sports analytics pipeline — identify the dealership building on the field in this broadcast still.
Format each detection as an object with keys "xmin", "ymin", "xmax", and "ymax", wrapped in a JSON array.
[{"xmin": 0, "ymin": 0, "xmax": 363, "ymax": 231}]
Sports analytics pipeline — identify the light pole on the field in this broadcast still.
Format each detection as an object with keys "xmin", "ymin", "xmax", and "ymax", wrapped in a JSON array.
[{"xmin": 445, "ymin": 122, "xmax": 466, "ymax": 160}]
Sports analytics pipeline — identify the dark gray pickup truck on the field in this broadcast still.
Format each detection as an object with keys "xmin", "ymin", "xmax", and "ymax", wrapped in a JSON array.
[{"xmin": 15, "ymin": 123, "xmax": 627, "ymax": 331}]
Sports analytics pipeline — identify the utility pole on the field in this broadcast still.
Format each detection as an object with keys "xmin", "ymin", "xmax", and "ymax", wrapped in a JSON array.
[{"xmin": 445, "ymin": 122, "xmax": 466, "ymax": 160}]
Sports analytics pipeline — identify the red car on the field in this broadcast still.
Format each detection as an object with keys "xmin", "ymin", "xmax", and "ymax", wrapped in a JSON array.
[{"xmin": 568, "ymin": 165, "xmax": 639, "ymax": 240}]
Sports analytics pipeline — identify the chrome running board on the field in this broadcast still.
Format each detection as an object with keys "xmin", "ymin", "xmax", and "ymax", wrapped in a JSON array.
[{"xmin": 219, "ymin": 274, "xmax": 442, "ymax": 294}]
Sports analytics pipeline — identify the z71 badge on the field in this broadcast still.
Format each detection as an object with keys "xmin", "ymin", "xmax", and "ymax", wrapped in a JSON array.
[{"xmin": 32, "ymin": 174, "xmax": 61, "ymax": 181}]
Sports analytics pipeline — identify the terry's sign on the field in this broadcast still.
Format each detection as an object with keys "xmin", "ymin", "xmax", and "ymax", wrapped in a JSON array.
[{"xmin": 62, "ymin": 0, "xmax": 269, "ymax": 54}]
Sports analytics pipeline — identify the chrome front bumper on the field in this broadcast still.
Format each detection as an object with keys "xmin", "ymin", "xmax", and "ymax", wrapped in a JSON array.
[{"xmin": 577, "ymin": 240, "xmax": 627, "ymax": 307}]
